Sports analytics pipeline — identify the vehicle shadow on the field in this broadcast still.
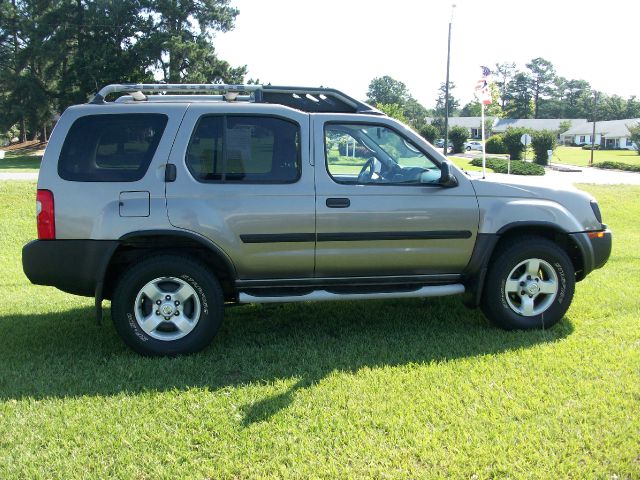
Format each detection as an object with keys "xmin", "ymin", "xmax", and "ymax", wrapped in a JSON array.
[{"xmin": 0, "ymin": 297, "xmax": 573, "ymax": 425}]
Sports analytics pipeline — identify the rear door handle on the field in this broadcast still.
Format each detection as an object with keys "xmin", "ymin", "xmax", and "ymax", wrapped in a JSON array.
[{"xmin": 326, "ymin": 197, "xmax": 350, "ymax": 208}]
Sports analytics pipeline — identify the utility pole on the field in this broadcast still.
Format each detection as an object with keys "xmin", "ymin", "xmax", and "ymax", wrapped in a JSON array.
[
  {"xmin": 590, "ymin": 91, "xmax": 598, "ymax": 166},
  {"xmin": 443, "ymin": 4, "xmax": 456, "ymax": 156}
]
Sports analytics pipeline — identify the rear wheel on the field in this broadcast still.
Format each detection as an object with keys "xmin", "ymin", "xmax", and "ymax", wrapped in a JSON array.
[
  {"xmin": 112, "ymin": 255, "xmax": 224, "ymax": 356},
  {"xmin": 481, "ymin": 237, "xmax": 575, "ymax": 330}
]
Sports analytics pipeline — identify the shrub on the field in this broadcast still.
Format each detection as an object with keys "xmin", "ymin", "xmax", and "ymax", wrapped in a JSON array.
[
  {"xmin": 581, "ymin": 144, "xmax": 600, "ymax": 150},
  {"xmin": 531, "ymin": 130, "xmax": 557, "ymax": 166},
  {"xmin": 593, "ymin": 161, "xmax": 640, "ymax": 172},
  {"xmin": 470, "ymin": 157, "xmax": 545, "ymax": 175},
  {"xmin": 502, "ymin": 127, "xmax": 529, "ymax": 160},
  {"xmin": 485, "ymin": 134, "xmax": 507, "ymax": 154},
  {"xmin": 419, "ymin": 124, "xmax": 439, "ymax": 144},
  {"xmin": 448, "ymin": 126, "xmax": 469, "ymax": 153}
]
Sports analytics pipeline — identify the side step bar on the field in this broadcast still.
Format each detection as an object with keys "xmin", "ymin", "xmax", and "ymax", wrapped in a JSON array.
[{"xmin": 238, "ymin": 284, "xmax": 465, "ymax": 304}]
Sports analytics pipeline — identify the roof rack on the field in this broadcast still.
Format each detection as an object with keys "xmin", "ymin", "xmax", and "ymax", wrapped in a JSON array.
[{"xmin": 90, "ymin": 83, "xmax": 382, "ymax": 115}]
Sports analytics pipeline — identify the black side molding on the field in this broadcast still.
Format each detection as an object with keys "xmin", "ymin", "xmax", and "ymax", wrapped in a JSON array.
[{"xmin": 240, "ymin": 231, "xmax": 472, "ymax": 243}]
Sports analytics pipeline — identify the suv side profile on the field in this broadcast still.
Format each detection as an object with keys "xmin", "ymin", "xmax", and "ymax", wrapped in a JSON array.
[{"xmin": 22, "ymin": 84, "xmax": 612, "ymax": 356}]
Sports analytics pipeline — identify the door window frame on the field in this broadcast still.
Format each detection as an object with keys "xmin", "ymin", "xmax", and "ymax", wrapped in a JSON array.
[
  {"xmin": 185, "ymin": 113, "xmax": 302, "ymax": 184},
  {"xmin": 323, "ymin": 121, "xmax": 444, "ymax": 187}
]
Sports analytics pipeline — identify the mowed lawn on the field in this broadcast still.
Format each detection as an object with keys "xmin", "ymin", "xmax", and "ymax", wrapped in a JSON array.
[
  {"xmin": 553, "ymin": 146, "xmax": 640, "ymax": 167},
  {"xmin": 0, "ymin": 150, "xmax": 42, "ymax": 172},
  {"xmin": 0, "ymin": 181, "xmax": 638, "ymax": 478}
]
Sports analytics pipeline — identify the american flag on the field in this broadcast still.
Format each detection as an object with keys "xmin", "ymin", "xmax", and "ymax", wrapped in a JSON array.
[{"xmin": 475, "ymin": 66, "xmax": 492, "ymax": 105}]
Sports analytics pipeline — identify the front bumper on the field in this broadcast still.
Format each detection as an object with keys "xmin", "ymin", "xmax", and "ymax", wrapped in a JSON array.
[
  {"xmin": 588, "ymin": 228, "xmax": 612, "ymax": 270},
  {"xmin": 569, "ymin": 228, "xmax": 612, "ymax": 279},
  {"xmin": 22, "ymin": 240, "xmax": 118, "ymax": 297}
]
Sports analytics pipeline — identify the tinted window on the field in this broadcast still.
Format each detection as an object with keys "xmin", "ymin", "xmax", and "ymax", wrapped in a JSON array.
[
  {"xmin": 186, "ymin": 116, "xmax": 300, "ymax": 183},
  {"xmin": 325, "ymin": 123, "xmax": 440, "ymax": 185},
  {"xmin": 58, "ymin": 114, "xmax": 167, "ymax": 182}
]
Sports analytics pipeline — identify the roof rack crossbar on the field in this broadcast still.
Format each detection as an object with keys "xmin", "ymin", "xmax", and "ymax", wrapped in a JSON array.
[{"xmin": 91, "ymin": 83, "xmax": 261, "ymax": 104}]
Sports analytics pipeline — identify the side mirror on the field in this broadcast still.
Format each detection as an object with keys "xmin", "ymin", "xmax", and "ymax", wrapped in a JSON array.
[{"xmin": 439, "ymin": 161, "xmax": 458, "ymax": 187}]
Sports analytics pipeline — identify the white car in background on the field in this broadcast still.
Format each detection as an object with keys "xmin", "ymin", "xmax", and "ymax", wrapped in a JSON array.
[{"xmin": 465, "ymin": 141, "xmax": 483, "ymax": 151}]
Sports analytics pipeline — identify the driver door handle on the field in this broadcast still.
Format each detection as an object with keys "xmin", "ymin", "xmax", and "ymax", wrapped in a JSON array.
[{"xmin": 326, "ymin": 197, "xmax": 350, "ymax": 208}]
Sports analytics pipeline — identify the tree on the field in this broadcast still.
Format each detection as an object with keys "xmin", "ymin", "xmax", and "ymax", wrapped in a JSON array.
[
  {"xmin": 625, "ymin": 96, "xmax": 640, "ymax": 119},
  {"xmin": 494, "ymin": 62, "xmax": 516, "ymax": 111},
  {"xmin": 448, "ymin": 126, "xmax": 468, "ymax": 153},
  {"xmin": 557, "ymin": 120, "xmax": 572, "ymax": 136},
  {"xmin": 502, "ymin": 127, "xmax": 529, "ymax": 160},
  {"xmin": 402, "ymin": 97, "xmax": 430, "ymax": 130},
  {"xmin": 0, "ymin": 0, "xmax": 248, "ymax": 142},
  {"xmin": 376, "ymin": 103, "xmax": 408, "ymax": 124},
  {"xmin": 366, "ymin": 76, "xmax": 410, "ymax": 106},
  {"xmin": 531, "ymin": 130, "xmax": 556, "ymax": 165},
  {"xmin": 628, "ymin": 122, "xmax": 640, "ymax": 155},
  {"xmin": 504, "ymin": 73, "xmax": 534, "ymax": 119},
  {"xmin": 525, "ymin": 57, "xmax": 556, "ymax": 118},
  {"xmin": 434, "ymin": 82, "xmax": 459, "ymax": 117},
  {"xmin": 419, "ymin": 124, "xmax": 439, "ymax": 144}
]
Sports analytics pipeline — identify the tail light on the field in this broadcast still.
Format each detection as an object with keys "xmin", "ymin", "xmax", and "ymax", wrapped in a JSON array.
[{"xmin": 36, "ymin": 189, "xmax": 55, "ymax": 239}]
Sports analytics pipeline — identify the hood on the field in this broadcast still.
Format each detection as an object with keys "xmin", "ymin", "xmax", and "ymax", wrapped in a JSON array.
[{"xmin": 470, "ymin": 173, "xmax": 594, "ymax": 204}]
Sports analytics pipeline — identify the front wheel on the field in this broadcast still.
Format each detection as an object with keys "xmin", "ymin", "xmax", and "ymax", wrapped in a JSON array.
[
  {"xmin": 112, "ymin": 255, "xmax": 224, "ymax": 356},
  {"xmin": 481, "ymin": 237, "xmax": 575, "ymax": 330}
]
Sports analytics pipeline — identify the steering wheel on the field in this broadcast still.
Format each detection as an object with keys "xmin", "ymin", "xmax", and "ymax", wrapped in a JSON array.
[{"xmin": 357, "ymin": 157, "xmax": 377, "ymax": 183}]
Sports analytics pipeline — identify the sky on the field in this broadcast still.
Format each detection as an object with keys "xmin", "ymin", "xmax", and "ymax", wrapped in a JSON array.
[{"xmin": 215, "ymin": 0, "xmax": 640, "ymax": 108}]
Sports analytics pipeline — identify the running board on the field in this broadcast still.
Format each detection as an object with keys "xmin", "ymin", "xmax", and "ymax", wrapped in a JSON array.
[{"xmin": 238, "ymin": 284, "xmax": 465, "ymax": 304}]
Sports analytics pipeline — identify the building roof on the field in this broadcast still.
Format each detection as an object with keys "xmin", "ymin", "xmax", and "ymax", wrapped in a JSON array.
[
  {"xmin": 563, "ymin": 118, "xmax": 640, "ymax": 138},
  {"xmin": 425, "ymin": 117, "xmax": 495, "ymax": 128},
  {"xmin": 492, "ymin": 118, "xmax": 587, "ymax": 132}
]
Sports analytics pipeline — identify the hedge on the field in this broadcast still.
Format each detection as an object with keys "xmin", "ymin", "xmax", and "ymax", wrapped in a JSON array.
[
  {"xmin": 470, "ymin": 157, "xmax": 545, "ymax": 175},
  {"xmin": 593, "ymin": 161, "xmax": 640, "ymax": 172}
]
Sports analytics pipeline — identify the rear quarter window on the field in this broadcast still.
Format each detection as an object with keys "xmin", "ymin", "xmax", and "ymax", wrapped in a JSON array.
[{"xmin": 58, "ymin": 113, "xmax": 168, "ymax": 182}]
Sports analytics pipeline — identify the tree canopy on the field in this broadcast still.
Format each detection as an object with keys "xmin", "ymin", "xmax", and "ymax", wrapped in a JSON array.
[{"xmin": 0, "ymin": 0, "xmax": 247, "ymax": 142}]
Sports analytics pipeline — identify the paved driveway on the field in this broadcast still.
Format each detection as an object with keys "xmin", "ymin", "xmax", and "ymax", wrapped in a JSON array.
[{"xmin": 0, "ymin": 172, "xmax": 39, "ymax": 181}]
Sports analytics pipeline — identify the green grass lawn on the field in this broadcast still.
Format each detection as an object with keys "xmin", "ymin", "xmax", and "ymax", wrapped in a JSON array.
[
  {"xmin": 0, "ymin": 181, "xmax": 638, "ymax": 478},
  {"xmin": 450, "ymin": 156, "xmax": 495, "ymax": 173},
  {"xmin": 0, "ymin": 150, "xmax": 42, "ymax": 172},
  {"xmin": 553, "ymin": 146, "xmax": 640, "ymax": 167}
]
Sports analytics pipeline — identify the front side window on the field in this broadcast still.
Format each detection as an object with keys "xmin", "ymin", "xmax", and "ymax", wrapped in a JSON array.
[
  {"xmin": 186, "ymin": 116, "xmax": 300, "ymax": 183},
  {"xmin": 325, "ymin": 123, "xmax": 440, "ymax": 185},
  {"xmin": 58, "ymin": 114, "xmax": 168, "ymax": 182}
]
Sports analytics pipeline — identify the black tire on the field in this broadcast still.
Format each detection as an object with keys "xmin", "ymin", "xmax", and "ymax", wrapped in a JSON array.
[
  {"xmin": 111, "ymin": 255, "xmax": 224, "ymax": 356},
  {"xmin": 481, "ymin": 236, "xmax": 575, "ymax": 330}
]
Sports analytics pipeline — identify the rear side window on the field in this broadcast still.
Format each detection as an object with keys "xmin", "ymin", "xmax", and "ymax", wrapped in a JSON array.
[
  {"xmin": 186, "ymin": 116, "xmax": 300, "ymax": 183},
  {"xmin": 58, "ymin": 114, "xmax": 168, "ymax": 182}
]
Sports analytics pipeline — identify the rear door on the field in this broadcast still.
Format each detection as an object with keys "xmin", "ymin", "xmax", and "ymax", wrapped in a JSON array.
[
  {"xmin": 166, "ymin": 104, "xmax": 315, "ymax": 280},
  {"xmin": 313, "ymin": 114, "xmax": 479, "ymax": 278}
]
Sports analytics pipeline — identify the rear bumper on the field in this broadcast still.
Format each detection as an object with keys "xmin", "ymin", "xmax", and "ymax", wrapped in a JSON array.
[{"xmin": 22, "ymin": 240, "xmax": 118, "ymax": 297}]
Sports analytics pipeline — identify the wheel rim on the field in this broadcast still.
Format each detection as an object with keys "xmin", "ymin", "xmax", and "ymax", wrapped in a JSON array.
[
  {"xmin": 504, "ymin": 258, "xmax": 558, "ymax": 317},
  {"xmin": 134, "ymin": 277, "xmax": 201, "ymax": 341}
]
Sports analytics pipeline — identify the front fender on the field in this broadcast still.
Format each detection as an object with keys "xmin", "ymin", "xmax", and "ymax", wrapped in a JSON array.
[{"xmin": 478, "ymin": 198, "xmax": 584, "ymax": 234}]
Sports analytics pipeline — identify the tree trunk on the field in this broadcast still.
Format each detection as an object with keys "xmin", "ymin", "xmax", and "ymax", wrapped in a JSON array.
[{"xmin": 20, "ymin": 117, "xmax": 27, "ymax": 143}]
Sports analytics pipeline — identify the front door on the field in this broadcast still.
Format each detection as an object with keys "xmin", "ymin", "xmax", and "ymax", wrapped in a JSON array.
[{"xmin": 313, "ymin": 115, "xmax": 479, "ymax": 278}]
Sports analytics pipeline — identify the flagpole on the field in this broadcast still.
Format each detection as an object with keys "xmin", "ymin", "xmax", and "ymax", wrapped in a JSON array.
[{"xmin": 481, "ymin": 101, "xmax": 486, "ymax": 179}]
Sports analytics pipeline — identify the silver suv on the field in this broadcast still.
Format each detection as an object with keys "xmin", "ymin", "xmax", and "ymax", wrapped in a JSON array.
[{"xmin": 22, "ymin": 83, "xmax": 612, "ymax": 356}]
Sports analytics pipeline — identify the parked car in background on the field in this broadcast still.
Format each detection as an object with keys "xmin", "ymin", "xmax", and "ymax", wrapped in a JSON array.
[{"xmin": 465, "ymin": 141, "xmax": 483, "ymax": 151}]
